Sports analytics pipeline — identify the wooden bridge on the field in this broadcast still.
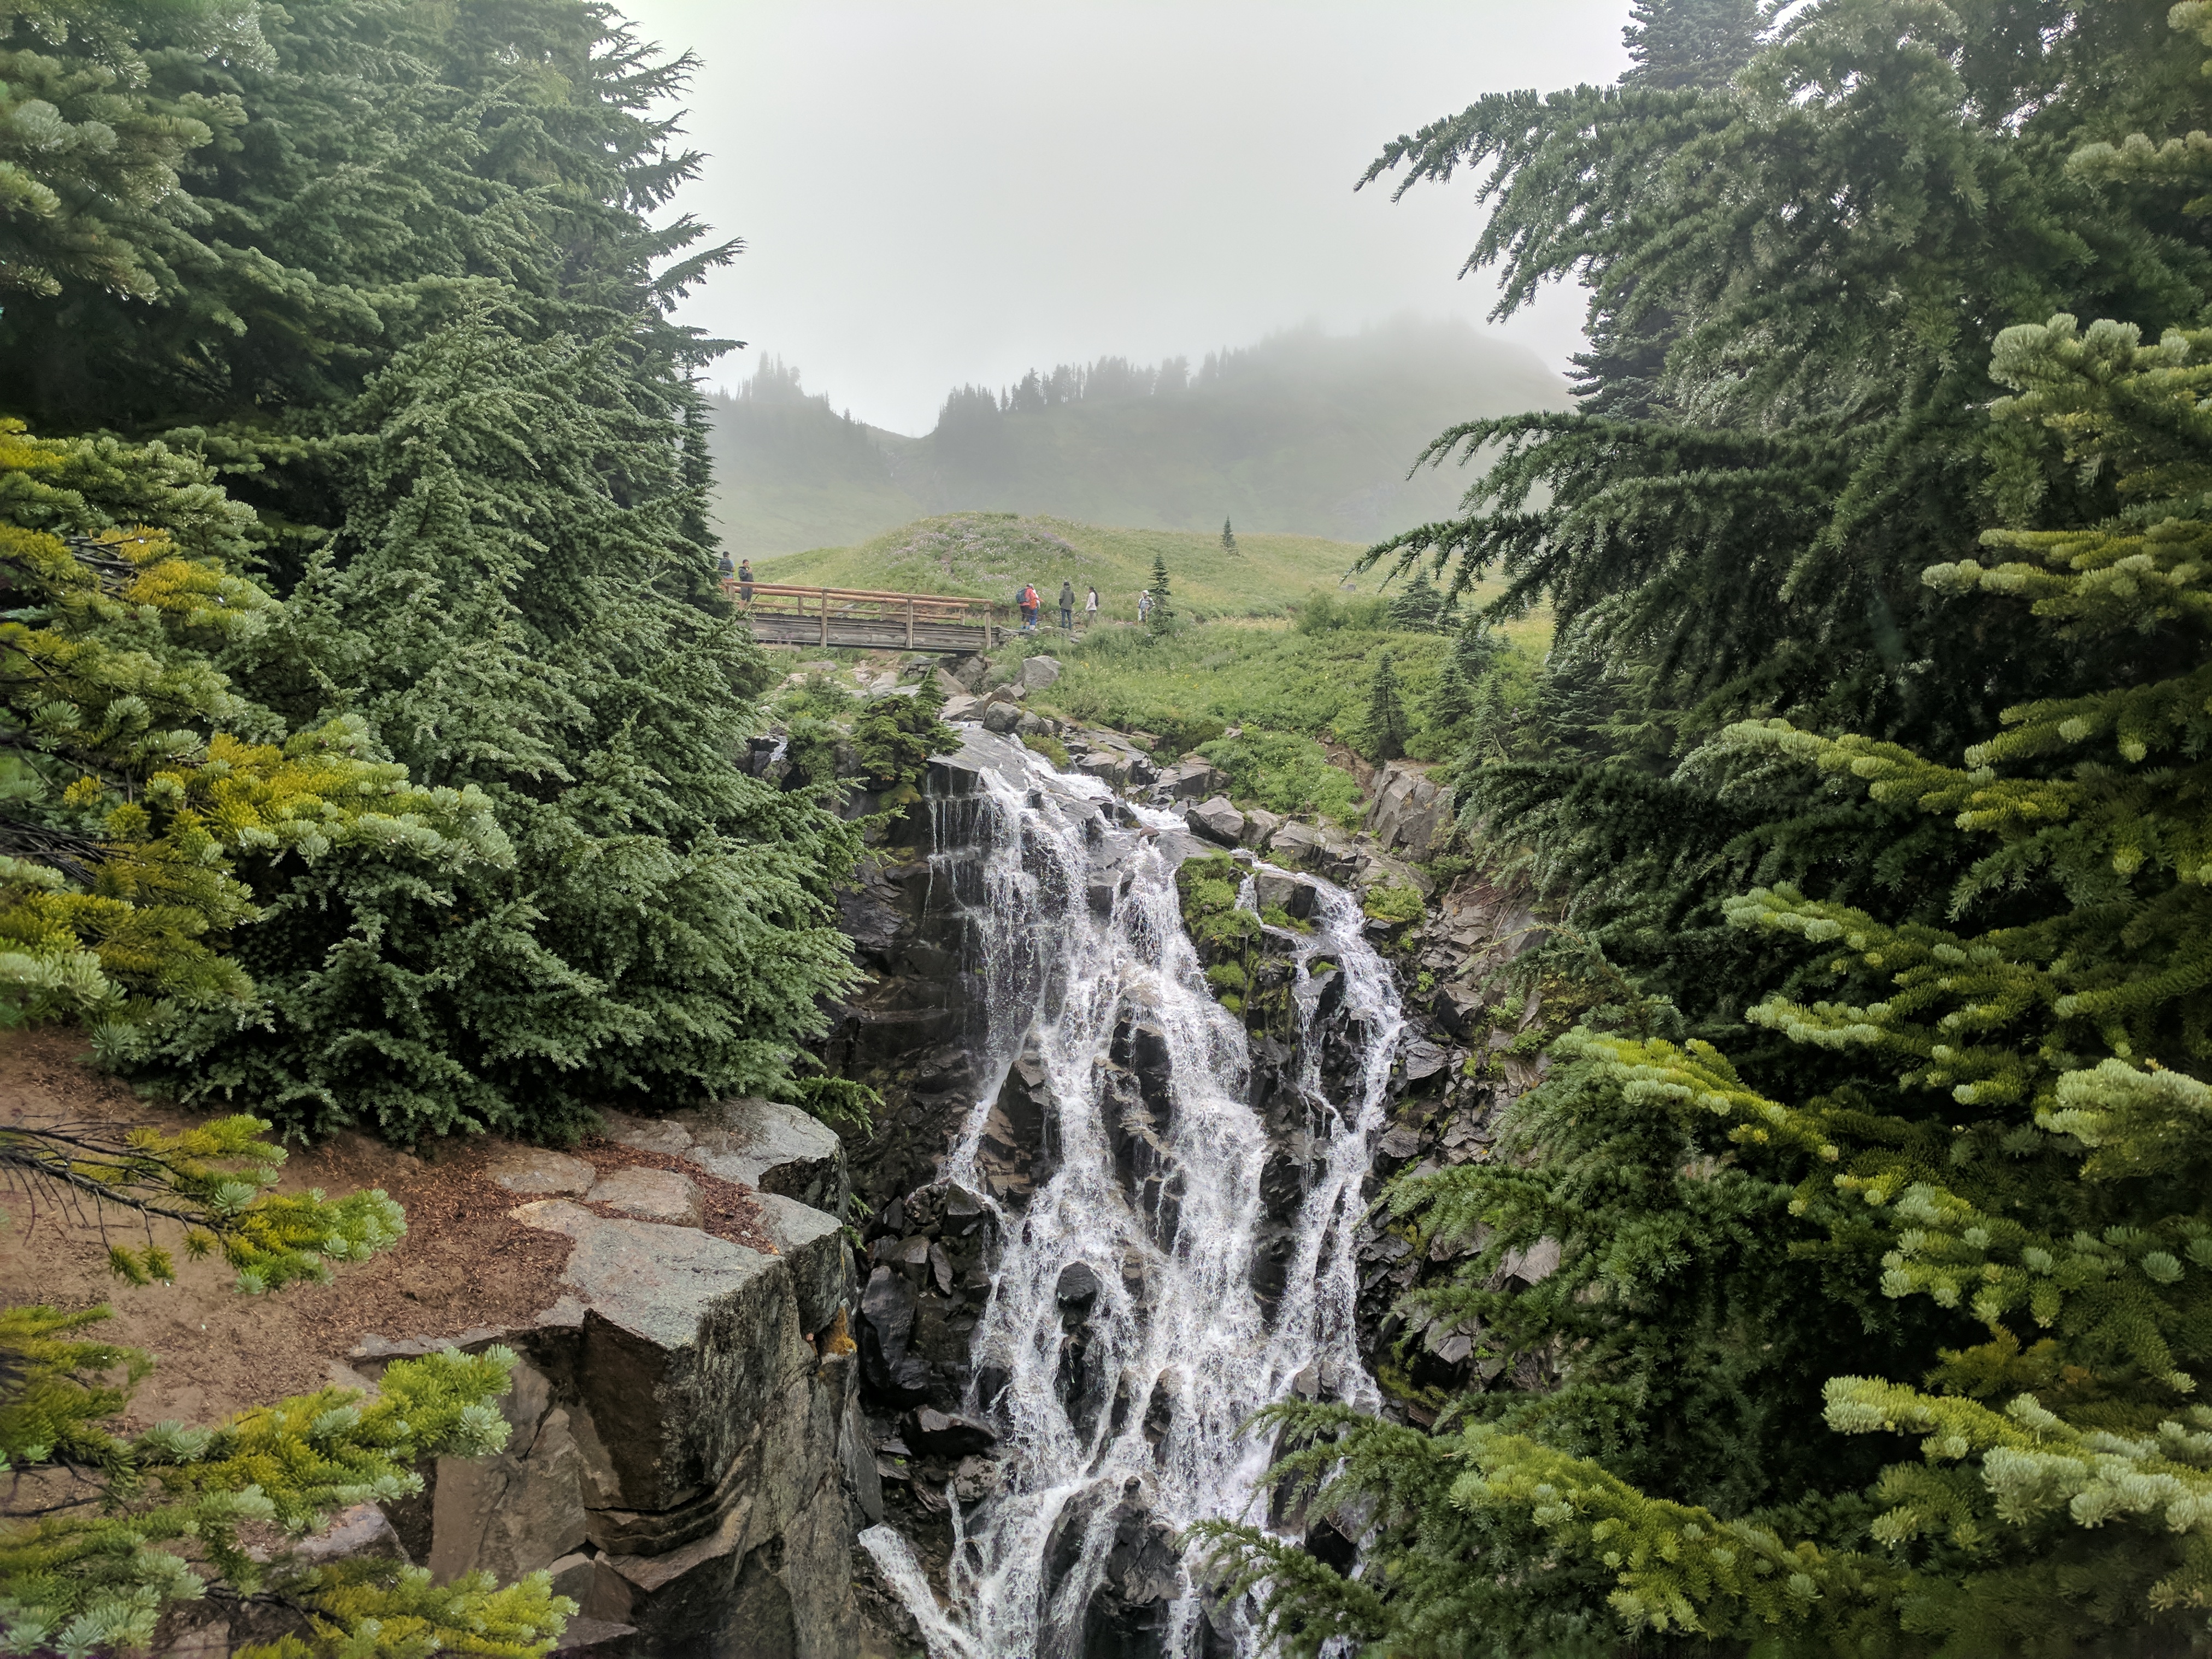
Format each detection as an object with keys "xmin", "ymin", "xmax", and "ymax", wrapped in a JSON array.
[{"xmin": 725, "ymin": 581, "xmax": 1002, "ymax": 655}]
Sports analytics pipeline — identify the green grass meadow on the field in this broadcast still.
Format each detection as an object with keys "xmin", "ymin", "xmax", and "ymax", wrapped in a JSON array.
[{"xmin": 754, "ymin": 513, "xmax": 1370, "ymax": 621}]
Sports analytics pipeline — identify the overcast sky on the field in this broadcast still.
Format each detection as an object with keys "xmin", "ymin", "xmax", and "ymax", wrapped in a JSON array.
[{"xmin": 617, "ymin": 2, "xmax": 1636, "ymax": 434}]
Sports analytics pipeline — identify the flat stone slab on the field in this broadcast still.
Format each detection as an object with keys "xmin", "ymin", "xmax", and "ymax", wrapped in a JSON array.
[
  {"xmin": 511, "ymin": 1201, "xmax": 777, "ymax": 1351},
  {"xmin": 674, "ymin": 1097, "xmax": 843, "ymax": 1208},
  {"xmin": 587, "ymin": 1166, "xmax": 703, "ymax": 1227},
  {"xmin": 486, "ymin": 1146, "xmax": 598, "ymax": 1196},
  {"xmin": 597, "ymin": 1111, "xmax": 694, "ymax": 1158}
]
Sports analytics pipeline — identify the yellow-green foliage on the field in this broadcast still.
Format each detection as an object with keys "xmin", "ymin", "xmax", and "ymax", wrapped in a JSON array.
[
  {"xmin": 1422, "ymin": 311, "xmax": 2212, "ymax": 1644},
  {"xmin": 0, "ymin": 1114, "xmax": 404, "ymax": 1293},
  {"xmin": 238, "ymin": 1562, "xmax": 575, "ymax": 1659},
  {"xmin": 0, "ymin": 421, "xmax": 510, "ymax": 1032},
  {"xmin": 1362, "ymin": 881, "xmax": 1425, "ymax": 923},
  {"xmin": 0, "ymin": 1122, "xmax": 567, "ymax": 1657}
]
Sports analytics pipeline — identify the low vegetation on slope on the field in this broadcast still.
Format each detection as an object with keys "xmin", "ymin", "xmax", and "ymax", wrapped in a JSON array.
[{"xmin": 756, "ymin": 511, "xmax": 1372, "ymax": 620}]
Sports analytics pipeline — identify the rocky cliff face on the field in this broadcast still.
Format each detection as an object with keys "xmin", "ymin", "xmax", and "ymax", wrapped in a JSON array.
[{"xmin": 342, "ymin": 1101, "xmax": 869, "ymax": 1659}]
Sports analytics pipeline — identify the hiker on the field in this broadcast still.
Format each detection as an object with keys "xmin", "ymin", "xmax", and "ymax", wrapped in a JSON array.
[
  {"xmin": 1059, "ymin": 579, "xmax": 1075, "ymax": 632},
  {"xmin": 717, "ymin": 549, "xmax": 735, "ymax": 583},
  {"xmin": 1085, "ymin": 585, "xmax": 1099, "ymax": 626},
  {"xmin": 1020, "ymin": 583, "xmax": 1040, "ymax": 632},
  {"xmin": 737, "ymin": 558, "xmax": 754, "ymax": 604},
  {"xmin": 1137, "ymin": 588, "xmax": 1152, "ymax": 624}
]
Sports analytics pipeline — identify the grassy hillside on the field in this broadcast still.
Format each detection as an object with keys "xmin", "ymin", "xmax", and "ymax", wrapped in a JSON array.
[
  {"xmin": 708, "ymin": 318, "xmax": 1571, "ymax": 558},
  {"xmin": 754, "ymin": 513, "xmax": 1374, "ymax": 621}
]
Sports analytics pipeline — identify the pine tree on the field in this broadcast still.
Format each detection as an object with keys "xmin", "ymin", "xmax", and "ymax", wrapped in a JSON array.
[
  {"xmin": 1427, "ymin": 654, "xmax": 1475, "ymax": 731},
  {"xmin": 1203, "ymin": 300, "xmax": 2212, "ymax": 1657},
  {"xmin": 1385, "ymin": 567, "xmax": 1448, "ymax": 632},
  {"xmin": 1221, "ymin": 516, "xmax": 1237, "ymax": 552},
  {"xmin": 1197, "ymin": 11, "xmax": 2212, "ymax": 1650},
  {"xmin": 1363, "ymin": 651, "xmax": 1408, "ymax": 763},
  {"xmin": 0, "ymin": 1119, "xmax": 568, "ymax": 1654},
  {"xmin": 1620, "ymin": 0, "xmax": 1764, "ymax": 90},
  {"xmin": 1145, "ymin": 549, "xmax": 1173, "ymax": 635},
  {"xmin": 0, "ymin": 422, "xmax": 509, "ymax": 1042},
  {"xmin": 1354, "ymin": 0, "xmax": 2212, "ymax": 1032},
  {"xmin": 0, "ymin": 0, "xmax": 868, "ymax": 1143}
]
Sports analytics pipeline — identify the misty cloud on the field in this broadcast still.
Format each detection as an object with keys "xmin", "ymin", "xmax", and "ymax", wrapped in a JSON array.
[{"xmin": 620, "ymin": 1, "xmax": 1634, "ymax": 431}]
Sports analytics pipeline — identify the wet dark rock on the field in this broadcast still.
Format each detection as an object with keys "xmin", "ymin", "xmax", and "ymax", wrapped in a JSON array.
[
  {"xmin": 1252, "ymin": 870, "xmax": 1314, "ymax": 919},
  {"xmin": 1307, "ymin": 964, "xmax": 1347, "ymax": 1021},
  {"xmin": 1401, "ymin": 1039, "xmax": 1451, "ymax": 1083},
  {"xmin": 858, "ymin": 1267, "xmax": 930, "ymax": 1405},
  {"xmin": 905, "ymin": 1407, "xmax": 997, "ymax": 1457},
  {"xmin": 1056, "ymin": 1261, "xmax": 1103, "ymax": 1315}
]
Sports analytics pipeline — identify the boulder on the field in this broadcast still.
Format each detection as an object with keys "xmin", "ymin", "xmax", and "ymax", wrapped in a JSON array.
[
  {"xmin": 1366, "ymin": 760, "xmax": 1455, "ymax": 859},
  {"xmin": 940, "ymin": 693, "xmax": 979, "ymax": 722},
  {"xmin": 930, "ymin": 667, "xmax": 966, "ymax": 698},
  {"xmin": 1076, "ymin": 751, "xmax": 1131, "ymax": 789},
  {"xmin": 1240, "ymin": 807, "xmax": 1283, "ymax": 850},
  {"xmin": 507, "ymin": 1201, "xmax": 799, "ymax": 1515},
  {"xmin": 1055, "ymin": 1261, "xmax": 1103, "ymax": 1315},
  {"xmin": 1162, "ymin": 760, "xmax": 1222, "ymax": 802},
  {"xmin": 945, "ymin": 653, "xmax": 989, "ymax": 692},
  {"xmin": 857, "ymin": 1265, "xmax": 930, "ymax": 1404},
  {"xmin": 675, "ymin": 1097, "xmax": 846, "ymax": 1213},
  {"xmin": 1187, "ymin": 796, "xmax": 1246, "ymax": 848},
  {"xmin": 585, "ymin": 1166, "xmax": 703, "ymax": 1228},
  {"xmin": 1252, "ymin": 869, "xmax": 1314, "ymax": 920},
  {"xmin": 1017, "ymin": 655, "xmax": 1062, "ymax": 693},
  {"xmin": 485, "ymin": 1147, "xmax": 597, "ymax": 1197},
  {"xmin": 598, "ymin": 1110, "xmax": 692, "ymax": 1158},
  {"xmin": 981, "ymin": 699, "xmax": 1023, "ymax": 734},
  {"xmin": 1268, "ymin": 820, "xmax": 1356, "ymax": 880}
]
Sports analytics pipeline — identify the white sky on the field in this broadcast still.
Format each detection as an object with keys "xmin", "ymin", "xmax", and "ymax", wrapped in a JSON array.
[{"xmin": 619, "ymin": 1, "xmax": 1636, "ymax": 434}]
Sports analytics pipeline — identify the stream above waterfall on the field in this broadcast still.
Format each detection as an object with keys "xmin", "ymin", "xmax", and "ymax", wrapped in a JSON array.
[{"xmin": 858, "ymin": 729, "xmax": 1404, "ymax": 1658}]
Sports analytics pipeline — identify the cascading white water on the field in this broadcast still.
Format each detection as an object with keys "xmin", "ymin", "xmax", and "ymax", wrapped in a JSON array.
[{"xmin": 863, "ymin": 735, "xmax": 1404, "ymax": 1657}]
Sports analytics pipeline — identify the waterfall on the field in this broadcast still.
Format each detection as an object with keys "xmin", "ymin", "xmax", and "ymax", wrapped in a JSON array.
[{"xmin": 862, "ymin": 733, "xmax": 1404, "ymax": 1657}]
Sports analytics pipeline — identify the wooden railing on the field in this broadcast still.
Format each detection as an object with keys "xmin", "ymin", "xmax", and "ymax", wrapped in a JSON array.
[{"xmin": 722, "ymin": 580, "xmax": 999, "ymax": 651}]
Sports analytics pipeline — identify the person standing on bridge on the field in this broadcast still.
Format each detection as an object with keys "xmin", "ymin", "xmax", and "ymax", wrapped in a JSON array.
[
  {"xmin": 737, "ymin": 558, "xmax": 754, "ymax": 605},
  {"xmin": 1058, "ymin": 579, "xmax": 1075, "ymax": 633}
]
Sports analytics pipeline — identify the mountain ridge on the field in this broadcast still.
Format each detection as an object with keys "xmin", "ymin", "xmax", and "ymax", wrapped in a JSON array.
[{"xmin": 706, "ymin": 317, "xmax": 1571, "ymax": 558}]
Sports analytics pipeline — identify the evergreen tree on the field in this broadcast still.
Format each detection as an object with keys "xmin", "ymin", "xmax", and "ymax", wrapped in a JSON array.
[
  {"xmin": 1221, "ymin": 516, "xmax": 1237, "ymax": 552},
  {"xmin": 1621, "ymin": 0, "xmax": 1765, "ymax": 90},
  {"xmin": 1199, "ymin": 10, "xmax": 2212, "ymax": 1652},
  {"xmin": 0, "ymin": 0, "xmax": 867, "ymax": 1142},
  {"xmin": 1427, "ymin": 654, "xmax": 1475, "ymax": 731},
  {"xmin": 1385, "ymin": 567, "xmax": 1448, "ymax": 632},
  {"xmin": 1363, "ymin": 650, "xmax": 1408, "ymax": 762},
  {"xmin": 1146, "ymin": 549, "xmax": 1173, "ymax": 634},
  {"xmin": 1356, "ymin": 0, "xmax": 2212, "ymax": 1034},
  {"xmin": 1203, "ymin": 301, "xmax": 2212, "ymax": 1659},
  {"xmin": 0, "ymin": 421, "xmax": 508, "ymax": 1045}
]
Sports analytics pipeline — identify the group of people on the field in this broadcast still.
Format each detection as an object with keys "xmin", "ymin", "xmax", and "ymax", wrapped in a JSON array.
[{"xmin": 1017, "ymin": 579, "xmax": 1099, "ymax": 634}]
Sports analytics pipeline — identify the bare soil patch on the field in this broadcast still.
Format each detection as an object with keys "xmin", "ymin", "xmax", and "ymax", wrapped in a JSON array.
[{"xmin": 0, "ymin": 1029, "xmax": 773, "ymax": 1432}]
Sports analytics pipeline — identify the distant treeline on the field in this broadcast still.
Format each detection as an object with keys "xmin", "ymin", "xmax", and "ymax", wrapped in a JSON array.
[{"xmin": 704, "ymin": 319, "xmax": 1571, "ymax": 557}]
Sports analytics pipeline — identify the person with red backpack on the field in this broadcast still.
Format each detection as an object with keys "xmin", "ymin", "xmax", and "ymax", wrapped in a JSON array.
[{"xmin": 1019, "ymin": 582, "xmax": 1040, "ymax": 633}]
